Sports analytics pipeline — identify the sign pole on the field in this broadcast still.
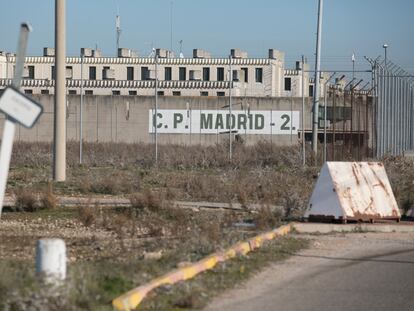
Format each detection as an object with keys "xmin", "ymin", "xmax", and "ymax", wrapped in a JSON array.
[{"xmin": 0, "ymin": 23, "xmax": 32, "ymax": 218}]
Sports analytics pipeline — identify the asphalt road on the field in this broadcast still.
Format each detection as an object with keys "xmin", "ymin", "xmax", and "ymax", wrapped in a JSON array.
[{"xmin": 204, "ymin": 232, "xmax": 414, "ymax": 311}]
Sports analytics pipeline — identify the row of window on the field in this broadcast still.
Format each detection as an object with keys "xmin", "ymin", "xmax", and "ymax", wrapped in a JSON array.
[
  {"xmin": 24, "ymin": 65, "xmax": 264, "ymax": 83},
  {"xmin": 24, "ymin": 89, "xmax": 227, "ymax": 97},
  {"xmin": 27, "ymin": 87, "xmax": 314, "ymax": 96},
  {"xmin": 97, "ymin": 66, "xmax": 264, "ymax": 83}
]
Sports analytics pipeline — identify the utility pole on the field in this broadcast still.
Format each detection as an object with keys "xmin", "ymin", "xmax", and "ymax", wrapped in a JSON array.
[
  {"xmin": 53, "ymin": 0, "xmax": 66, "ymax": 181},
  {"xmin": 312, "ymin": 0, "xmax": 324, "ymax": 161}
]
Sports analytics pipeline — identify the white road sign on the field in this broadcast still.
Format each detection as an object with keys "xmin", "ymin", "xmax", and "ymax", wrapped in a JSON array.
[
  {"xmin": 0, "ymin": 86, "xmax": 43, "ymax": 128},
  {"xmin": 149, "ymin": 109, "xmax": 300, "ymax": 135}
]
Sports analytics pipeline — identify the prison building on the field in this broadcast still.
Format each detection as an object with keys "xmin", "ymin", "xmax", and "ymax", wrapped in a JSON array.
[{"xmin": 0, "ymin": 48, "xmax": 319, "ymax": 98}]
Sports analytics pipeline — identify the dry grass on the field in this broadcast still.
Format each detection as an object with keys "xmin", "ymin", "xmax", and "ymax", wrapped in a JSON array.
[{"xmin": 11, "ymin": 141, "xmax": 308, "ymax": 170}]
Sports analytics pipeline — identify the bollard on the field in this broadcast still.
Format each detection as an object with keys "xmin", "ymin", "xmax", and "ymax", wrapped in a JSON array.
[{"xmin": 36, "ymin": 239, "xmax": 66, "ymax": 283}]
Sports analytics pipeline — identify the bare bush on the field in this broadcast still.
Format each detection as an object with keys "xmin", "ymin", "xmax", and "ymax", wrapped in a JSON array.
[
  {"xmin": 14, "ymin": 188, "xmax": 38, "ymax": 212},
  {"xmin": 78, "ymin": 204, "xmax": 97, "ymax": 227},
  {"xmin": 39, "ymin": 183, "xmax": 57, "ymax": 210},
  {"xmin": 130, "ymin": 189, "xmax": 163, "ymax": 212}
]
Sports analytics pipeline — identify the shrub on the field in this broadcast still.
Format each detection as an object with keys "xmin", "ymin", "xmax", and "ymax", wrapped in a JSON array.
[
  {"xmin": 39, "ymin": 183, "xmax": 58, "ymax": 210},
  {"xmin": 78, "ymin": 204, "xmax": 97, "ymax": 227},
  {"xmin": 14, "ymin": 188, "xmax": 38, "ymax": 212}
]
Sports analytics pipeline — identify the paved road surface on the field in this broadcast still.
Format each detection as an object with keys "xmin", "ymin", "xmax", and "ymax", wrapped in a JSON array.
[{"xmin": 204, "ymin": 232, "xmax": 414, "ymax": 311}]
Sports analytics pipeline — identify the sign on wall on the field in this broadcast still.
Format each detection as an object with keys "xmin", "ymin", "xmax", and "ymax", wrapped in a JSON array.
[{"xmin": 149, "ymin": 110, "xmax": 300, "ymax": 135}]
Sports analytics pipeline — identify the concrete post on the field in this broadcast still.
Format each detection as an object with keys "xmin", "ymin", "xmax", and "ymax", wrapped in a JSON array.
[
  {"xmin": 36, "ymin": 239, "xmax": 67, "ymax": 283},
  {"xmin": 53, "ymin": 0, "xmax": 66, "ymax": 181}
]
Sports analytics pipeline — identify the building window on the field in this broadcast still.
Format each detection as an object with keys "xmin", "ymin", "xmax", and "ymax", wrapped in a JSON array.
[
  {"xmin": 255, "ymin": 68, "xmax": 263, "ymax": 83},
  {"xmin": 203, "ymin": 68, "xmax": 210, "ymax": 81},
  {"xmin": 200, "ymin": 91, "xmax": 209, "ymax": 96},
  {"xmin": 284, "ymin": 77, "xmax": 292, "ymax": 91},
  {"xmin": 232, "ymin": 70, "xmax": 239, "ymax": 82},
  {"xmin": 41, "ymin": 89, "xmax": 49, "ymax": 94},
  {"xmin": 129, "ymin": 90, "xmax": 137, "ymax": 95},
  {"xmin": 217, "ymin": 67, "xmax": 224, "ymax": 81},
  {"xmin": 85, "ymin": 90, "xmax": 93, "ymax": 95},
  {"xmin": 89, "ymin": 67, "xmax": 96, "ymax": 80},
  {"xmin": 102, "ymin": 66, "xmax": 110, "ymax": 80},
  {"xmin": 141, "ymin": 67, "xmax": 149, "ymax": 80},
  {"xmin": 112, "ymin": 90, "xmax": 121, "ymax": 95},
  {"xmin": 217, "ymin": 91, "xmax": 225, "ymax": 97},
  {"xmin": 157, "ymin": 91, "xmax": 165, "ymax": 96},
  {"xmin": 66, "ymin": 66, "xmax": 73, "ymax": 79},
  {"xmin": 51, "ymin": 66, "xmax": 55, "ymax": 80},
  {"xmin": 24, "ymin": 89, "xmax": 33, "ymax": 94},
  {"xmin": 165, "ymin": 67, "xmax": 172, "ymax": 81},
  {"xmin": 127, "ymin": 67, "xmax": 134, "ymax": 81},
  {"xmin": 309, "ymin": 85, "xmax": 314, "ymax": 97},
  {"xmin": 26, "ymin": 66, "xmax": 35, "ymax": 79},
  {"xmin": 179, "ymin": 67, "xmax": 186, "ymax": 81},
  {"xmin": 241, "ymin": 68, "xmax": 248, "ymax": 83},
  {"xmin": 173, "ymin": 91, "xmax": 181, "ymax": 96},
  {"xmin": 69, "ymin": 90, "xmax": 77, "ymax": 95}
]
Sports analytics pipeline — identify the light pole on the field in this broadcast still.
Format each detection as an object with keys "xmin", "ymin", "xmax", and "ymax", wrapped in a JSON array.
[
  {"xmin": 383, "ymin": 44, "xmax": 388, "ymax": 67},
  {"xmin": 301, "ymin": 56, "xmax": 306, "ymax": 166},
  {"xmin": 229, "ymin": 55, "xmax": 233, "ymax": 160},
  {"xmin": 154, "ymin": 54, "xmax": 159, "ymax": 164},
  {"xmin": 312, "ymin": 0, "xmax": 324, "ymax": 161},
  {"xmin": 79, "ymin": 50, "xmax": 84, "ymax": 164}
]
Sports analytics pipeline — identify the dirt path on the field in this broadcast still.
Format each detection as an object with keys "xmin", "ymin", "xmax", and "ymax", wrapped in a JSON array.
[{"xmin": 204, "ymin": 232, "xmax": 414, "ymax": 311}]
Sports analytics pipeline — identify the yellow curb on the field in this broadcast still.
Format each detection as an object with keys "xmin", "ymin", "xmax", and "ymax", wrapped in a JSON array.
[{"xmin": 112, "ymin": 223, "xmax": 292, "ymax": 310}]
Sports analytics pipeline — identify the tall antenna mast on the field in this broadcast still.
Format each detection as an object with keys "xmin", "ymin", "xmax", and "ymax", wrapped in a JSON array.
[{"xmin": 116, "ymin": 6, "xmax": 121, "ymax": 56}]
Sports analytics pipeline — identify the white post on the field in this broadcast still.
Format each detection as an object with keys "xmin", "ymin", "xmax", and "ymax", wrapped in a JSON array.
[
  {"xmin": 0, "ymin": 121, "xmax": 16, "ymax": 216},
  {"xmin": 0, "ymin": 23, "xmax": 31, "ymax": 218},
  {"xmin": 36, "ymin": 239, "xmax": 67, "ymax": 283}
]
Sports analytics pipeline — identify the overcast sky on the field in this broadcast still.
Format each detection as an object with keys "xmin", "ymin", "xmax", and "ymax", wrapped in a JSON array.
[{"xmin": 0, "ymin": 0, "xmax": 413, "ymax": 72}]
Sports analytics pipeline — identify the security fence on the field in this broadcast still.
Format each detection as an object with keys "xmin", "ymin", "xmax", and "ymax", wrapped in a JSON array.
[{"xmin": 368, "ymin": 57, "xmax": 414, "ymax": 157}]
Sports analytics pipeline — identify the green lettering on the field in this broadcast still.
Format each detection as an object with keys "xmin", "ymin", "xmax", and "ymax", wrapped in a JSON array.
[
  {"xmin": 238, "ymin": 114, "xmax": 247, "ymax": 130},
  {"xmin": 173, "ymin": 113, "xmax": 184, "ymax": 128},
  {"xmin": 201, "ymin": 113, "xmax": 213, "ymax": 129},
  {"xmin": 255, "ymin": 114, "xmax": 264, "ymax": 130},
  {"xmin": 152, "ymin": 112, "xmax": 163, "ymax": 129}
]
